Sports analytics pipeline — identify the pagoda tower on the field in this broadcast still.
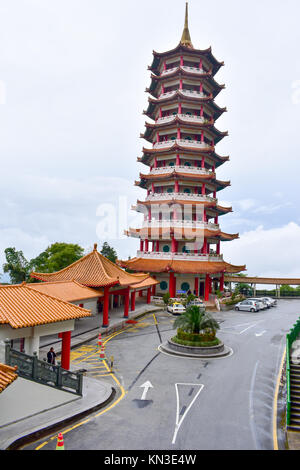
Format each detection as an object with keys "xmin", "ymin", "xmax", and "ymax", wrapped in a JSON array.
[{"xmin": 120, "ymin": 3, "xmax": 245, "ymax": 302}]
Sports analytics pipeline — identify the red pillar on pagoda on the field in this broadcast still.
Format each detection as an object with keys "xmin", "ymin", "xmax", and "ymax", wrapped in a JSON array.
[
  {"xmin": 61, "ymin": 331, "xmax": 71, "ymax": 370},
  {"xmin": 102, "ymin": 286, "xmax": 110, "ymax": 327},
  {"xmin": 147, "ymin": 287, "xmax": 151, "ymax": 304},
  {"xmin": 124, "ymin": 287, "xmax": 130, "ymax": 318},
  {"xmin": 169, "ymin": 272, "xmax": 176, "ymax": 297},
  {"xmin": 204, "ymin": 274, "xmax": 210, "ymax": 301},
  {"xmin": 131, "ymin": 290, "xmax": 136, "ymax": 311},
  {"xmin": 220, "ymin": 273, "xmax": 224, "ymax": 292}
]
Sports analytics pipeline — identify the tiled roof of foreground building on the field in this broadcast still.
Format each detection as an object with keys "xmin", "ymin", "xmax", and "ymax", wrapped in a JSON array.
[
  {"xmin": 119, "ymin": 257, "xmax": 246, "ymax": 274},
  {"xmin": 0, "ymin": 364, "xmax": 18, "ymax": 393},
  {"xmin": 31, "ymin": 244, "xmax": 156, "ymax": 288},
  {"xmin": 29, "ymin": 280, "xmax": 101, "ymax": 302},
  {"xmin": 0, "ymin": 284, "xmax": 91, "ymax": 329}
]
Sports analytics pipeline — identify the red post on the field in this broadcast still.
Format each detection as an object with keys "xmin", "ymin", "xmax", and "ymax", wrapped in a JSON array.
[
  {"xmin": 177, "ymin": 128, "xmax": 181, "ymax": 139},
  {"xmin": 140, "ymin": 239, "xmax": 144, "ymax": 251},
  {"xmin": 102, "ymin": 286, "xmax": 110, "ymax": 327},
  {"xmin": 145, "ymin": 239, "xmax": 149, "ymax": 251},
  {"xmin": 124, "ymin": 288, "xmax": 130, "ymax": 318},
  {"xmin": 171, "ymin": 235, "xmax": 176, "ymax": 253},
  {"xmin": 131, "ymin": 291, "xmax": 136, "ymax": 311},
  {"xmin": 61, "ymin": 331, "xmax": 71, "ymax": 370},
  {"xmin": 204, "ymin": 274, "xmax": 210, "ymax": 301},
  {"xmin": 220, "ymin": 273, "xmax": 224, "ymax": 292},
  {"xmin": 147, "ymin": 288, "xmax": 151, "ymax": 304},
  {"xmin": 176, "ymin": 154, "xmax": 180, "ymax": 165},
  {"xmin": 216, "ymin": 241, "xmax": 220, "ymax": 254},
  {"xmin": 169, "ymin": 272, "xmax": 176, "ymax": 298},
  {"xmin": 156, "ymin": 240, "xmax": 159, "ymax": 252}
]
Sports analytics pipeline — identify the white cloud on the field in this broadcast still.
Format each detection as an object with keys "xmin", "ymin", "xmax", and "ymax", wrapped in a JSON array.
[{"xmin": 222, "ymin": 222, "xmax": 300, "ymax": 278}]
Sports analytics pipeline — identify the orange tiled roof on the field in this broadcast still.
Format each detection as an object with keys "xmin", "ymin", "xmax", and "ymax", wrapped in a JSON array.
[
  {"xmin": 30, "ymin": 245, "xmax": 151, "ymax": 288},
  {"xmin": 0, "ymin": 363, "xmax": 18, "ymax": 393},
  {"xmin": 130, "ymin": 276, "xmax": 159, "ymax": 289},
  {"xmin": 0, "ymin": 284, "xmax": 91, "ymax": 329},
  {"xmin": 29, "ymin": 280, "xmax": 102, "ymax": 302},
  {"xmin": 120, "ymin": 257, "xmax": 246, "ymax": 275}
]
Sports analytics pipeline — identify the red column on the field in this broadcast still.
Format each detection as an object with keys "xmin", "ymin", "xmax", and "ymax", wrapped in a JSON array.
[
  {"xmin": 154, "ymin": 156, "xmax": 158, "ymax": 168},
  {"xmin": 139, "ymin": 290, "xmax": 143, "ymax": 297},
  {"xmin": 61, "ymin": 331, "xmax": 71, "ymax": 370},
  {"xmin": 201, "ymin": 156, "xmax": 205, "ymax": 168},
  {"xmin": 204, "ymin": 274, "xmax": 210, "ymax": 301},
  {"xmin": 124, "ymin": 288, "xmax": 130, "ymax": 318},
  {"xmin": 200, "ymin": 105, "xmax": 204, "ymax": 117},
  {"xmin": 177, "ymin": 128, "xmax": 181, "ymax": 139},
  {"xmin": 215, "ymin": 215, "xmax": 218, "ymax": 224},
  {"xmin": 131, "ymin": 291, "xmax": 136, "ymax": 311},
  {"xmin": 156, "ymin": 240, "xmax": 159, "ymax": 252},
  {"xmin": 140, "ymin": 239, "xmax": 144, "ymax": 251},
  {"xmin": 216, "ymin": 241, "xmax": 220, "ymax": 254},
  {"xmin": 176, "ymin": 154, "xmax": 180, "ymax": 165},
  {"xmin": 194, "ymin": 277, "xmax": 199, "ymax": 297},
  {"xmin": 102, "ymin": 286, "xmax": 109, "ymax": 327},
  {"xmin": 145, "ymin": 239, "xmax": 149, "ymax": 251},
  {"xmin": 171, "ymin": 236, "xmax": 176, "ymax": 253},
  {"xmin": 147, "ymin": 288, "xmax": 151, "ymax": 304},
  {"xmin": 169, "ymin": 272, "xmax": 176, "ymax": 297},
  {"xmin": 179, "ymin": 79, "xmax": 183, "ymax": 90},
  {"xmin": 220, "ymin": 273, "xmax": 224, "ymax": 292},
  {"xmin": 180, "ymin": 56, "xmax": 183, "ymax": 66},
  {"xmin": 175, "ymin": 180, "xmax": 179, "ymax": 193}
]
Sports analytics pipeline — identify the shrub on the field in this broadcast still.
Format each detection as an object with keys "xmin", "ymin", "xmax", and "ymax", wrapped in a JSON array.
[{"xmin": 171, "ymin": 335, "xmax": 220, "ymax": 348}]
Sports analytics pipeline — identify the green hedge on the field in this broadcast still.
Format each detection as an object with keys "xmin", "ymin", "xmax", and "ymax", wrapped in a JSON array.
[
  {"xmin": 177, "ymin": 327, "xmax": 216, "ymax": 343},
  {"xmin": 171, "ymin": 336, "xmax": 220, "ymax": 348}
]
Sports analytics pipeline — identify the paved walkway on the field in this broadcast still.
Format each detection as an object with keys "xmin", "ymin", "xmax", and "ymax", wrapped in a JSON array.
[{"xmin": 0, "ymin": 301, "xmax": 161, "ymax": 450}]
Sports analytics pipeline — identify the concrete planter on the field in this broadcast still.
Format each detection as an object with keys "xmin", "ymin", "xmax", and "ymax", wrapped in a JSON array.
[{"xmin": 168, "ymin": 338, "xmax": 225, "ymax": 355}]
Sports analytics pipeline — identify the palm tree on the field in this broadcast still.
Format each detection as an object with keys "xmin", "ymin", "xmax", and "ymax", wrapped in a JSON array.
[{"xmin": 173, "ymin": 305, "xmax": 220, "ymax": 335}]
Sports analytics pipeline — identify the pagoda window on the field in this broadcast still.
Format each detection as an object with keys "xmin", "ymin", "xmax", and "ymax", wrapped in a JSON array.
[
  {"xmin": 170, "ymin": 136, "xmax": 176, "ymax": 140},
  {"xmin": 163, "ymin": 245, "xmax": 170, "ymax": 253},
  {"xmin": 181, "ymin": 282, "xmax": 190, "ymax": 292},
  {"xmin": 184, "ymin": 161, "xmax": 191, "ymax": 167},
  {"xmin": 167, "ymin": 187, "xmax": 174, "ymax": 193},
  {"xmin": 169, "ymin": 161, "xmax": 175, "ymax": 166},
  {"xmin": 160, "ymin": 281, "xmax": 168, "ymax": 291},
  {"xmin": 182, "ymin": 246, "xmax": 190, "ymax": 254},
  {"xmin": 183, "ymin": 188, "xmax": 191, "ymax": 193}
]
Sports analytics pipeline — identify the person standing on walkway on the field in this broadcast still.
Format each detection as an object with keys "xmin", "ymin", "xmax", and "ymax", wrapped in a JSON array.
[{"xmin": 47, "ymin": 347, "xmax": 56, "ymax": 365}]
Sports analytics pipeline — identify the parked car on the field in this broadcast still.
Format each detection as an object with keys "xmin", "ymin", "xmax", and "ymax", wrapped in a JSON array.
[
  {"xmin": 235, "ymin": 300, "xmax": 260, "ymax": 312},
  {"xmin": 186, "ymin": 298, "xmax": 205, "ymax": 308},
  {"xmin": 261, "ymin": 296, "xmax": 277, "ymax": 307},
  {"xmin": 247, "ymin": 298, "xmax": 267, "ymax": 310},
  {"xmin": 167, "ymin": 302, "xmax": 186, "ymax": 315}
]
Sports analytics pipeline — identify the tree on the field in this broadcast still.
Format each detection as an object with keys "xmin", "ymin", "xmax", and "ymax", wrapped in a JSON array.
[
  {"xmin": 30, "ymin": 243, "xmax": 84, "ymax": 273},
  {"xmin": 3, "ymin": 247, "xmax": 31, "ymax": 284},
  {"xmin": 173, "ymin": 305, "xmax": 219, "ymax": 335},
  {"xmin": 100, "ymin": 242, "xmax": 117, "ymax": 263}
]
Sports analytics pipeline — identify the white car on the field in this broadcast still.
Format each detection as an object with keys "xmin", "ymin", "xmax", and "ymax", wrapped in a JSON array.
[
  {"xmin": 235, "ymin": 300, "xmax": 260, "ymax": 312},
  {"xmin": 167, "ymin": 302, "xmax": 186, "ymax": 315},
  {"xmin": 261, "ymin": 296, "xmax": 277, "ymax": 307}
]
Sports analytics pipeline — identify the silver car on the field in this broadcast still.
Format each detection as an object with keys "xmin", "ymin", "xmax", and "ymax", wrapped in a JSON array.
[
  {"xmin": 261, "ymin": 296, "xmax": 277, "ymax": 307},
  {"xmin": 248, "ymin": 298, "xmax": 267, "ymax": 310},
  {"xmin": 235, "ymin": 300, "xmax": 260, "ymax": 312}
]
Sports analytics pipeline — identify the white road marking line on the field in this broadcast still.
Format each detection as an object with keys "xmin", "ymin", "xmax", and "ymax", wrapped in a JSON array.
[
  {"xmin": 255, "ymin": 330, "xmax": 266, "ymax": 337},
  {"xmin": 140, "ymin": 381, "xmax": 153, "ymax": 400},
  {"xmin": 172, "ymin": 383, "xmax": 204, "ymax": 445}
]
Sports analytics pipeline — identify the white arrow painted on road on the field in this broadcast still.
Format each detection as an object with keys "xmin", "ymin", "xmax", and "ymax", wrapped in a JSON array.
[
  {"xmin": 172, "ymin": 383, "xmax": 204, "ymax": 445},
  {"xmin": 140, "ymin": 381, "xmax": 153, "ymax": 400},
  {"xmin": 255, "ymin": 330, "xmax": 266, "ymax": 337}
]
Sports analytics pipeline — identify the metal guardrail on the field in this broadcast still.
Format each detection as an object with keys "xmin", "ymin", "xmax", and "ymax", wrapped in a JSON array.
[
  {"xmin": 5, "ymin": 341, "xmax": 83, "ymax": 396},
  {"xmin": 286, "ymin": 320, "xmax": 300, "ymax": 425}
]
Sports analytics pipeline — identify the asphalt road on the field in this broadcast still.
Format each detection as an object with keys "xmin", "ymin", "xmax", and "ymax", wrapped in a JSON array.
[{"xmin": 26, "ymin": 299, "xmax": 300, "ymax": 451}]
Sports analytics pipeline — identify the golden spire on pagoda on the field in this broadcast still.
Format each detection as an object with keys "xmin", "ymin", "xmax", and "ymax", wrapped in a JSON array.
[{"xmin": 180, "ymin": 2, "xmax": 193, "ymax": 48}]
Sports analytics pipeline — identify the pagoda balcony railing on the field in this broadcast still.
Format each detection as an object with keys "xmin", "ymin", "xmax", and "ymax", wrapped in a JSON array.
[
  {"xmin": 180, "ymin": 89, "xmax": 206, "ymax": 98},
  {"xmin": 159, "ymin": 90, "xmax": 177, "ymax": 99},
  {"xmin": 161, "ymin": 66, "xmax": 206, "ymax": 76},
  {"xmin": 150, "ymin": 165, "xmax": 212, "ymax": 176},
  {"xmin": 136, "ymin": 251, "xmax": 224, "ymax": 262},
  {"xmin": 142, "ymin": 220, "xmax": 219, "ymax": 230},
  {"xmin": 156, "ymin": 114, "xmax": 206, "ymax": 124},
  {"xmin": 153, "ymin": 139, "xmax": 210, "ymax": 149},
  {"xmin": 146, "ymin": 192, "xmax": 217, "ymax": 203},
  {"xmin": 181, "ymin": 66, "xmax": 206, "ymax": 74}
]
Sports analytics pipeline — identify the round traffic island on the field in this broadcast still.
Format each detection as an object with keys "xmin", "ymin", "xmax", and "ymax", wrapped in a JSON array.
[{"xmin": 160, "ymin": 335, "xmax": 232, "ymax": 358}]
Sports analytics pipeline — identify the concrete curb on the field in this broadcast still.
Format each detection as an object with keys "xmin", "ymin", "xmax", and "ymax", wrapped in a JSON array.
[
  {"xmin": 5, "ymin": 386, "xmax": 116, "ymax": 450},
  {"xmin": 159, "ymin": 341, "xmax": 232, "ymax": 359}
]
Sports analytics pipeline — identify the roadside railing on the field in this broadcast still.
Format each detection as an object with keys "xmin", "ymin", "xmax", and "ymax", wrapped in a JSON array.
[
  {"xmin": 286, "ymin": 319, "xmax": 300, "ymax": 425},
  {"xmin": 5, "ymin": 341, "xmax": 83, "ymax": 396}
]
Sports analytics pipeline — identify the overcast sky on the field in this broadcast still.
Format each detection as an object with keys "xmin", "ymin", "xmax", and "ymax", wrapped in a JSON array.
[{"xmin": 0, "ymin": 0, "xmax": 300, "ymax": 281}]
